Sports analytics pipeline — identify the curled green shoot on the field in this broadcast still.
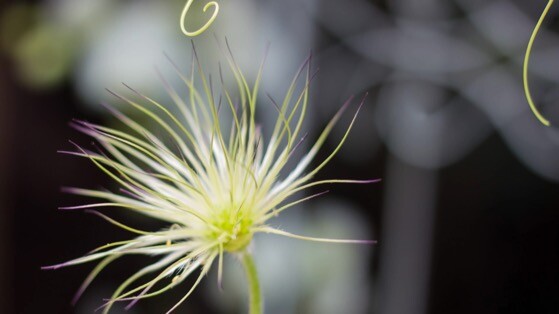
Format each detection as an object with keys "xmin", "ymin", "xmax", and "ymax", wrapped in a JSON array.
[
  {"xmin": 180, "ymin": 0, "xmax": 220, "ymax": 37},
  {"xmin": 523, "ymin": 0, "xmax": 554, "ymax": 126}
]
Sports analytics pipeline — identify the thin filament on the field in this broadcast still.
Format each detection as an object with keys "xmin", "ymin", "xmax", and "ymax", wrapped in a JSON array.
[{"xmin": 523, "ymin": 0, "xmax": 554, "ymax": 126}]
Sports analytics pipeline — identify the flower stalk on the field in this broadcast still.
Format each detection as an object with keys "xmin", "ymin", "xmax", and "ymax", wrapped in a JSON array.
[{"xmin": 241, "ymin": 251, "xmax": 262, "ymax": 314}]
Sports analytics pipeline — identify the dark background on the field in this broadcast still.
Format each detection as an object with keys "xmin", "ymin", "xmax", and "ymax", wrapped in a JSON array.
[{"xmin": 1, "ymin": 0, "xmax": 559, "ymax": 313}]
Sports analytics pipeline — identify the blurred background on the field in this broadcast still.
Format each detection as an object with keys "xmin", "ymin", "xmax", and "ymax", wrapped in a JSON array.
[{"xmin": 1, "ymin": 0, "xmax": 559, "ymax": 313}]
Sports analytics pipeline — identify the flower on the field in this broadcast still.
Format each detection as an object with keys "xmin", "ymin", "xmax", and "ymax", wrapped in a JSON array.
[{"xmin": 43, "ymin": 45, "xmax": 378, "ymax": 313}]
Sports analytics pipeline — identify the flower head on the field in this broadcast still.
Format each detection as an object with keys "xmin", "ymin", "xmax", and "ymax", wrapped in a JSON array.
[{"xmin": 44, "ymin": 45, "xmax": 377, "ymax": 313}]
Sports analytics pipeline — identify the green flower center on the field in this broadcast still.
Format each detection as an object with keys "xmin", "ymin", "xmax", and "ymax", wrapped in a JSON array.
[{"xmin": 208, "ymin": 208, "xmax": 253, "ymax": 252}]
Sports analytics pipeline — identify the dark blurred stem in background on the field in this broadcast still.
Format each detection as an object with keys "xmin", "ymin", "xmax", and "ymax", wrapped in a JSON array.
[
  {"xmin": 378, "ymin": 156, "xmax": 437, "ymax": 314},
  {"xmin": 0, "ymin": 58, "xmax": 14, "ymax": 313}
]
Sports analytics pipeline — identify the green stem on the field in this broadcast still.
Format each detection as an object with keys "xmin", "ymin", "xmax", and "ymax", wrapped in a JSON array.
[{"xmin": 241, "ymin": 251, "xmax": 262, "ymax": 314}]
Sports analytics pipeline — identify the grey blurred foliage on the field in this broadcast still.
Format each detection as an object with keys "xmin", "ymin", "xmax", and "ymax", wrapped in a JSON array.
[
  {"xmin": 7, "ymin": 0, "xmax": 559, "ymax": 178},
  {"xmin": 303, "ymin": 0, "xmax": 559, "ymax": 179},
  {"xmin": 299, "ymin": 2, "xmax": 559, "ymax": 314}
]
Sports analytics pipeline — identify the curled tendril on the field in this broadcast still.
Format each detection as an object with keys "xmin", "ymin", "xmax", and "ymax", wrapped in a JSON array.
[
  {"xmin": 523, "ymin": 0, "xmax": 554, "ymax": 126},
  {"xmin": 180, "ymin": 0, "xmax": 220, "ymax": 37}
]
